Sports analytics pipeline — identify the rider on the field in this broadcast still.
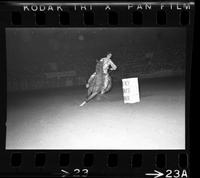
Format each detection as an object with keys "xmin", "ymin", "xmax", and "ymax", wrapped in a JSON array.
[{"xmin": 86, "ymin": 52, "xmax": 117, "ymax": 94}]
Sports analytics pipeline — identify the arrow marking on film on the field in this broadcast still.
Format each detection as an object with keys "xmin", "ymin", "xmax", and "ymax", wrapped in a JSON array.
[
  {"xmin": 145, "ymin": 170, "xmax": 164, "ymax": 178},
  {"xmin": 61, "ymin": 170, "xmax": 70, "ymax": 177}
]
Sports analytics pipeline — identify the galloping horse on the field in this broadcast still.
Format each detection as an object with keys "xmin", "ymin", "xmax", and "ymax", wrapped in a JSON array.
[{"xmin": 80, "ymin": 60, "xmax": 112, "ymax": 106}]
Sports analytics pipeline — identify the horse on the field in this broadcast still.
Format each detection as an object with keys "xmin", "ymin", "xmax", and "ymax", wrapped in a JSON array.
[{"xmin": 80, "ymin": 60, "xmax": 112, "ymax": 106}]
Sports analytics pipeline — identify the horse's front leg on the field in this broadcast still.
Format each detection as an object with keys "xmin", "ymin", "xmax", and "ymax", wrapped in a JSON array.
[{"xmin": 101, "ymin": 75, "xmax": 112, "ymax": 94}]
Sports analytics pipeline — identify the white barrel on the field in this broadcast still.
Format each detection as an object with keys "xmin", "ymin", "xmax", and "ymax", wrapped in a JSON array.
[{"xmin": 122, "ymin": 77, "xmax": 140, "ymax": 104}]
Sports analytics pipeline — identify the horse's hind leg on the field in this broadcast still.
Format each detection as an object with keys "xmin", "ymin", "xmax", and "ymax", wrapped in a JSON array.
[
  {"xmin": 80, "ymin": 91, "xmax": 99, "ymax": 107},
  {"xmin": 88, "ymin": 87, "xmax": 92, "ymax": 96},
  {"xmin": 86, "ymin": 91, "xmax": 99, "ymax": 103}
]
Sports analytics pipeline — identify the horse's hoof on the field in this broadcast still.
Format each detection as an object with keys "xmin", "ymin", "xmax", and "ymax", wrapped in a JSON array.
[{"xmin": 80, "ymin": 101, "xmax": 86, "ymax": 107}]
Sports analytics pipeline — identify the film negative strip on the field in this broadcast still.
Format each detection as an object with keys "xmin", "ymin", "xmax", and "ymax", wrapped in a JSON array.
[{"xmin": 0, "ymin": 0, "xmax": 195, "ymax": 177}]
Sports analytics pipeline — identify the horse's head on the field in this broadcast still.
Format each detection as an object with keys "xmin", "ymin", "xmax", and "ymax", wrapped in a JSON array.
[{"xmin": 108, "ymin": 58, "xmax": 117, "ymax": 71}]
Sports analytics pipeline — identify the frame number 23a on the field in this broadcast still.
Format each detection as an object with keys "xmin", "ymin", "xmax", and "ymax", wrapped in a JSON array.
[{"xmin": 166, "ymin": 169, "xmax": 188, "ymax": 178}]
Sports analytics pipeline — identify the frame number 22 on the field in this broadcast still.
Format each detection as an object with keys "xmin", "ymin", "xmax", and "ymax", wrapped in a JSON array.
[{"xmin": 73, "ymin": 169, "xmax": 89, "ymax": 177}]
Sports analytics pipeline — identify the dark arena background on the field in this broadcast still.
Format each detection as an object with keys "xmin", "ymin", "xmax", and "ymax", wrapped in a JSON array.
[{"xmin": 6, "ymin": 28, "xmax": 185, "ymax": 149}]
